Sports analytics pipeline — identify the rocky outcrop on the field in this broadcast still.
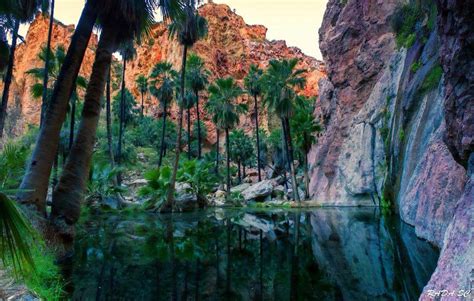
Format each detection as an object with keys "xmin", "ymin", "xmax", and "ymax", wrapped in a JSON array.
[
  {"xmin": 125, "ymin": 3, "xmax": 325, "ymax": 144},
  {"xmin": 437, "ymin": 0, "xmax": 474, "ymax": 168}
]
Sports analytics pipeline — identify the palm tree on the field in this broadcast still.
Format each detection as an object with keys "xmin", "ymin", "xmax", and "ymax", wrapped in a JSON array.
[
  {"xmin": 206, "ymin": 77, "xmax": 246, "ymax": 197},
  {"xmin": 117, "ymin": 41, "xmax": 136, "ymax": 184},
  {"xmin": 51, "ymin": 0, "xmax": 170, "ymax": 233},
  {"xmin": 39, "ymin": 0, "xmax": 55, "ymax": 127},
  {"xmin": 18, "ymin": 0, "xmax": 100, "ymax": 214},
  {"xmin": 135, "ymin": 74, "xmax": 148, "ymax": 116},
  {"xmin": 149, "ymin": 61, "xmax": 178, "ymax": 166},
  {"xmin": 19, "ymin": 0, "xmax": 182, "ymax": 216},
  {"xmin": 291, "ymin": 96, "xmax": 322, "ymax": 199},
  {"xmin": 0, "ymin": 0, "xmax": 43, "ymax": 138},
  {"xmin": 244, "ymin": 64, "xmax": 264, "ymax": 181},
  {"xmin": 105, "ymin": 68, "xmax": 114, "ymax": 168},
  {"xmin": 164, "ymin": 0, "xmax": 207, "ymax": 211},
  {"xmin": 262, "ymin": 59, "xmax": 306, "ymax": 202},
  {"xmin": 182, "ymin": 90, "xmax": 196, "ymax": 159},
  {"xmin": 186, "ymin": 53, "xmax": 208, "ymax": 158}
]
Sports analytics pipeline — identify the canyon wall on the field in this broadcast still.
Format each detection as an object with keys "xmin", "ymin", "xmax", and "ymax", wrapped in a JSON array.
[
  {"xmin": 309, "ymin": 0, "xmax": 472, "ymax": 297},
  {"xmin": 2, "ymin": 14, "xmax": 98, "ymax": 138},
  {"xmin": 3, "ymin": 3, "xmax": 325, "ymax": 146}
]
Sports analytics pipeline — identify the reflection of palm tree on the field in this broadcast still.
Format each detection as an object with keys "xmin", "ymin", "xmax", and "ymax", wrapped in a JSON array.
[
  {"xmin": 206, "ymin": 77, "xmax": 247, "ymax": 196},
  {"xmin": 165, "ymin": 0, "xmax": 208, "ymax": 211}
]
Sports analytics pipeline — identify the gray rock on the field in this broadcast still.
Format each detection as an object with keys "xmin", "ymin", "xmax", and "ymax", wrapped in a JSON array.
[
  {"xmin": 175, "ymin": 182, "xmax": 197, "ymax": 211},
  {"xmin": 241, "ymin": 180, "xmax": 274, "ymax": 201},
  {"xmin": 230, "ymin": 183, "xmax": 251, "ymax": 194}
]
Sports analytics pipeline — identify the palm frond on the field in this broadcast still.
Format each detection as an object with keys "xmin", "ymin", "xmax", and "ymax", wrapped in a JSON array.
[{"xmin": 0, "ymin": 192, "xmax": 36, "ymax": 277}]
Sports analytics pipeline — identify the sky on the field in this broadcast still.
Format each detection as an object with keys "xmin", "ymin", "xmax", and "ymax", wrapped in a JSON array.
[{"xmin": 20, "ymin": 0, "xmax": 328, "ymax": 59}]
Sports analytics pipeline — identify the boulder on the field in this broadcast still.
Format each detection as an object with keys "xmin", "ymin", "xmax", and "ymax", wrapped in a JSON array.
[
  {"xmin": 175, "ymin": 182, "xmax": 197, "ymax": 211},
  {"xmin": 230, "ymin": 183, "xmax": 251, "ymax": 194},
  {"xmin": 241, "ymin": 180, "xmax": 274, "ymax": 201}
]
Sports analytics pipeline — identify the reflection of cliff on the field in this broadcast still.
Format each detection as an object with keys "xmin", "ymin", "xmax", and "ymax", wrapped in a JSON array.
[{"xmin": 309, "ymin": 208, "xmax": 438, "ymax": 301}]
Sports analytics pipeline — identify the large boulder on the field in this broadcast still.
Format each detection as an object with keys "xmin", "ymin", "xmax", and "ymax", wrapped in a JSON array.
[
  {"xmin": 175, "ymin": 182, "xmax": 197, "ymax": 211},
  {"xmin": 241, "ymin": 180, "xmax": 274, "ymax": 201}
]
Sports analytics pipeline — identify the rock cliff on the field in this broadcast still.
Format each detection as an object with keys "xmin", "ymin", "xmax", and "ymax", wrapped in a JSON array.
[
  {"xmin": 125, "ymin": 2, "xmax": 325, "ymax": 144},
  {"xmin": 2, "ymin": 14, "xmax": 98, "ymax": 138},
  {"xmin": 3, "ymin": 3, "xmax": 325, "ymax": 145},
  {"xmin": 309, "ymin": 0, "xmax": 473, "ymax": 298}
]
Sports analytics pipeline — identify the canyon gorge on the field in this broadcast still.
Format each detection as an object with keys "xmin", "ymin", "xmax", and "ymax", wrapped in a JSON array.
[{"xmin": 0, "ymin": 0, "xmax": 472, "ymax": 299}]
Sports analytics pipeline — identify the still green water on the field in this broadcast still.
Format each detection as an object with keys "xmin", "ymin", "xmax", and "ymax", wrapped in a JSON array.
[{"xmin": 69, "ymin": 208, "xmax": 439, "ymax": 300}]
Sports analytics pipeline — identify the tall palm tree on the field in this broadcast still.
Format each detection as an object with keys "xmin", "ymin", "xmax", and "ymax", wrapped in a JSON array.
[
  {"xmin": 0, "ymin": 0, "xmax": 43, "ymax": 139},
  {"xmin": 135, "ymin": 74, "xmax": 148, "ymax": 116},
  {"xmin": 291, "ymin": 96, "xmax": 321, "ymax": 199},
  {"xmin": 105, "ymin": 68, "xmax": 114, "ymax": 169},
  {"xmin": 149, "ymin": 61, "xmax": 178, "ymax": 166},
  {"xmin": 186, "ymin": 53, "xmax": 208, "ymax": 158},
  {"xmin": 51, "ymin": 0, "xmax": 172, "ymax": 232},
  {"xmin": 206, "ymin": 77, "xmax": 246, "ymax": 197},
  {"xmin": 117, "ymin": 41, "xmax": 136, "ymax": 184},
  {"xmin": 262, "ymin": 58, "xmax": 306, "ymax": 202},
  {"xmin": 39, "ymin": 0, "xmax": 55, "ymax": 127},
  {"xmin": 164, "ymin": 0, "xmax": 207, "ymax": 211},
  {"xmin": 244, "ymin": 64, "xmax": 264, "ymax": 181},
  {"xmin": 18, "ymin": 0, "xmax": 100, "ymax": 214},
  {"xmin": 182, "ymin": 90, "xmax": 196, "ymax": 159},
  {"xmin": 19, "ymin": 0, "xmax": 182, "ymax": 216}
]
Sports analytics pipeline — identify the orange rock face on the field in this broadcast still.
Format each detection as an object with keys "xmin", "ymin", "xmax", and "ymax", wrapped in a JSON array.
[
  {"xmin": 4, "ymin": 14, "xmax": 98, "ymax": 137},
  {"xmin": 126, "ymin": 3, "xmax": 325, "ymax": 144},
  {"xmin": 6, "ymin": 3, "xmax": 325, "ymax": 144}
]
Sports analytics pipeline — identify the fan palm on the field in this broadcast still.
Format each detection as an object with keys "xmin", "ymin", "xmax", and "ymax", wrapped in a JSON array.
[
  {"xmin": 51, "ymin": 0, "xmax": 178, "ymax": 232},
  {"xmin": 182, "ymin": 90, "xmax": 197, "ymax": 159},
  {"xmin": 149, "ymin": 61, "xmax": 178, "ymax": 166},
  {"xmin": 262, "ymin": 58, "xmax": 306, "ymax": 202},
  {"xmin": 291, "ymin": 96, "xmax": 322, "ymax": 199},
  {"xmin": 20, "ymin": 0, "xmax": 183, "ymax": 216},
  {"xmin": 186, "ymin": 53, "xmax": 209, "ymax": 158},
  {"xmin": 39, "ymin": 0, "xmax": 55, "ymax": 127},
  {"xmin": 206, "ymin": 77, "xmax": 247, "ymax": 197},
  {"xmin": 165, "ymin": 0, "xmax": 208, "ymax": 211},
  {"xmin": 244, "ymin": 64, "xmax": 264, "ymax": 181},
  {"xmin": 117, "ymin": 41, "xmax": 137, "ymax": 184},
  {"xmin": 0, "ymin": 0, "xmax": 44, "ymax": 138},
  {"xmin": 135, "ymin": 74, "xmax": 148, "ymax": 116}
]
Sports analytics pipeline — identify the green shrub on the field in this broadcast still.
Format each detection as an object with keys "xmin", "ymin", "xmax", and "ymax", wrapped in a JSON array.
[
  {"xmin": 419, "ymin": 65, "xmax": 443, "ymax": 95},
  {"xmin": 398, "ymin": 129, "xmax": 405, "ymax": 142},
  {"xmin": 410, "ymin": 60, "xmax": 422, "ymax": 73},
  {"xmin": 139, "ymin": 166, "xmax": 173, "ymax": 211},
  {"xmin": 177, "ymin": 159, "xmax": 217, "ymax": 202}
]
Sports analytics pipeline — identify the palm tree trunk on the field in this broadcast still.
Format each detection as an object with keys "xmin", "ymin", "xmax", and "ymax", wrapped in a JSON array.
[
  {"xmin": 187, "ymin": 106, "xmax": 191, "ymax": 159},
  {"xmin": 69, "ymin": 91, "xmax": 76, "ymax": 151},
  {"xmin": 303, "ymin": 153, "xmax": 309, "ymax": 200},
  {"xmin": 40, "ymin": 0, "xmax": 56, "ymax": 127},
  {"xmin": 284, "ymin": 117, "xmax": 300, "ymax": 202},
  {"xmin": 18, "ymin": 0, "xmax": 98, "ymax": 214},
  {"xmin": 215, "ymin": 128, "xmax": 220, "ymax": 175},
  {"xmin": 117, "ymin": 59, "xmax": 127, "ymax": 185},
  {"xmin": 195, "ymin": 90, "xmax": 202, "ymax": 159},
  {"xmin": 106, "ymin": 70, "xmax": 114, "ymax": 165},
  {"xmin": 281, "ymin": 118, "xmax": 299, "ymax": 202},
  {"xmin": 51, "ymin": 25, "xmax": 117, "ymax": 230},
  {"xmin": 225, "ymin": 128, "xmax": 231, "ymax": 197},
  {"xmin": 141, "ymin": 92, "xmax": 144, "ymax": 117},
  {"xmin": 0, "ymin": 19, "xmax": 19, "ymax": 139},
  {"xmin": 164, "ymin": 44, "xmax": 188, "ymax": 212},
  {"xmin": 237, "ymin": 161, "xmax": 241, "ymax": 184},
  {"xmin": 158, "ymin": 100, "xmax": 167, "ymax": 167},
  {"xmin": 254, "ymin": 94, "xmax": 262, "ymax": 181}
]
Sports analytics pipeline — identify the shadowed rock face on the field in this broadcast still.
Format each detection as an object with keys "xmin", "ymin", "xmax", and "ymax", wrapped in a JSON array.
[
  {"xmin": 310, "ymin": 0, "xmax": 472, "ymax": 297},
  {"xmin": 437, "ymin": 0, "xmax": 474, "ymax": 168}
]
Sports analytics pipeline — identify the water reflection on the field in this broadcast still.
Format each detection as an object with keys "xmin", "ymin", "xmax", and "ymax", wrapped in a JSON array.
[{"xmin": 70, "ymin": 208, "xmax": 439, "ymax": 300}]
